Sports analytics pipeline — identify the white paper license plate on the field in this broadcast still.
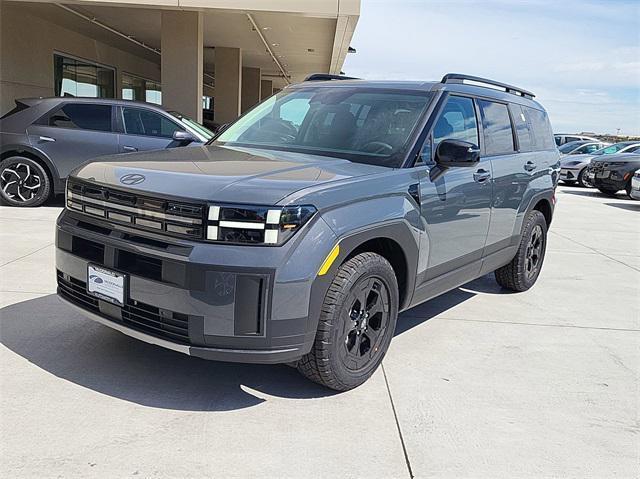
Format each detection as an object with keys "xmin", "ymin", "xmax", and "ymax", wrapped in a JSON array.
[{"xmin": 87, "ymin": 264, "xmax": 126, "ymax": 306}]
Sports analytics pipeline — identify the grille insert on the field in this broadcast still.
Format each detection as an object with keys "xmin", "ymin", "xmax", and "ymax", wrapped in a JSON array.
[{"xmin": 67, "ymin": 179, "xmax": 205, "ymax": 240}]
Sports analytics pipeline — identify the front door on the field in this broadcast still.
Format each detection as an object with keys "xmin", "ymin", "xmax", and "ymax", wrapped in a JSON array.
[
  {"xmin": 117, "ymin": 106, "xmax": 184, "ymax": 153},
  {"xmin": 417, "ymin": 95, "xmax": 492, "ymax": 285}
]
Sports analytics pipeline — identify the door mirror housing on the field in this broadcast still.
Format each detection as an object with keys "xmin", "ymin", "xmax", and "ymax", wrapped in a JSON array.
[
  {"xmin": 435, "ymin": 139, "xmax": 480, "ymax": 168},
  {"xmin": 172, "ymin": 130, "xmax": 196, "ymax": 144}
]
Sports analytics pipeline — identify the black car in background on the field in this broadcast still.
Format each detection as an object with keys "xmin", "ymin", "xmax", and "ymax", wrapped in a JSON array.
[
  {"xmin": 0, "ymin": 98, "xmax": 213, "ymax": 207},
  {"xmin": 586, "ymin": 153, "xmax": 640, "ymax": 198}
]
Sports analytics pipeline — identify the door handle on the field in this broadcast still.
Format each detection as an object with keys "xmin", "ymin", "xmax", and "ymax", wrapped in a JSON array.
[
  {"xmin": 122, "ymin": 146, "xmax": 138, "ymax": 152},
  {"xmin": 38, "ymin": 136, "xmax": 56, "ymax": 142},
  {"xmin": 473, "ymin": 169, "xmax": 491, "ymax": 183},
  {"xmin": 524, "ymin": 161, "xmax": 537, "ymax": 172}
]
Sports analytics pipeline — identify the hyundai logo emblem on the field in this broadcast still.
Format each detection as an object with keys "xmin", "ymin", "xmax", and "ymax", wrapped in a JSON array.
[{"xmin": 120, "ymin": 173, "xmax": 146, "ymax": 185}]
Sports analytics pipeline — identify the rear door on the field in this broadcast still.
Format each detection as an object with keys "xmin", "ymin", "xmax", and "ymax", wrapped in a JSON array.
[
  {"xmin": 480, "ymin": 99, "xmax": 526, "ymax": 253},
  {"xmin": 417, "ymin": 95, "xmax": 492, "ymax": 282},
  {"xmin": 117, "ymin": 106, "xmax": 185, "ymax": 153},
  {"xmin": 26, "ymin": 102, "xmax": 119, "ymax": 179}
]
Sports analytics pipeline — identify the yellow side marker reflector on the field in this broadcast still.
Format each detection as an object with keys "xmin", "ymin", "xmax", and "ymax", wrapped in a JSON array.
[{"xmin": 318, "ymin": 244, "xmax": 340, "ymax": 276}]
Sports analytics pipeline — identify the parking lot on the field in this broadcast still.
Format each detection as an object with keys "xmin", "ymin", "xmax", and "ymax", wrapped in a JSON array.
[{"xmin": 0, "ymin": 185, "xmax": 638, "ymax": 479}]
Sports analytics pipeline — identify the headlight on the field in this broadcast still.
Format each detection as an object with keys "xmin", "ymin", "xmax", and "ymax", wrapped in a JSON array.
[{"xmin": 206, "ymin": 204, "xmax": 316, "ymax": 245}]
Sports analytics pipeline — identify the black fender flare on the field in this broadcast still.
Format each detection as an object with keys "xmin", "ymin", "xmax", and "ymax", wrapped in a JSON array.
[{"xmin": 305, "ymin": 220, "xmax": 419, "ymax": 342}]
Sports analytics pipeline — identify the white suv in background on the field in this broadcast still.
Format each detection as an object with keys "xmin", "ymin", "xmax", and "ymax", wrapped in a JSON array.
[{"xmin": 554, "ymin": 134, "xmax": 599, "ymax": 146}]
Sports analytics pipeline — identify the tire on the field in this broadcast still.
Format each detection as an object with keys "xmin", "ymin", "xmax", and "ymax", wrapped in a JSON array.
[
  {"xmin": 577, "ymin": 169, "xmax": 590, "ymax": 188},
  {"xmin": 598, "ymin": 188, "xmax": 618, "ymax": 197},
  {"xmin": 297, "ymin": 252, "xmax": 399, "ymax": 391},
  {"xmin": 495, "ymin": 210, "xmax": 547, "ymax": 292},
  {"xmin": 0, "ymin": 156, "xmax": 51, "ymax": 207}
]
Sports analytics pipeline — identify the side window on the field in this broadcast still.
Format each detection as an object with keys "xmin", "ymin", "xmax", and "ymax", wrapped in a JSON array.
[
  {"xmin": 477, "ymin": 100, "xmax": 515, "ymax": 156},
  {"xmin": 526, "ymin": 107, "xmax": 555, "ymax": 150},
  {"xmin": 565, "ymin": 136, "xmax": 580, "ymax": 143},
  {"xmin": 554, "ymin": 136, "xmax": 562, "ymax": 146},
  {"xmin": 122, "ymin": 107, "xmax": 182, "ymax": 138},
  {"xmin": 46, "ymin": 104, "xmax": 112, "ymax": 132},
  {"xmin": 432, "ymin": 96, "xmax": 479, "ymax": 146},
  {"xmin": 420, "ymin": 95, "xmax": 478, "ymax": 164},
  {"xmin": 511, "ymin": 104, "xmax": 533, "ymax": 152},
  {"xmin": 584, "ymin": 144, "xmax": 600, "ymax": 154}
]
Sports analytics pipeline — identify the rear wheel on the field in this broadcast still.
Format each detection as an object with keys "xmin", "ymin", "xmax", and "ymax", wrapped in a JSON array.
[
  {"xmin": 0, "ymin": 156, "xmax": 51, "ymax": 207},
  {"xmin": 297, "ymin": 252, "xmax": 398, "ymax": 391},
  {"xmin": 495, "ymin": 210, "xmax": 547, "ymax": 292}
]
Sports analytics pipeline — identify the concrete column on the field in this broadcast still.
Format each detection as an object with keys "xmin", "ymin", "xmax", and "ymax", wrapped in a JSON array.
[
  {"xmin": 260, "ymin": 79, "xmax": 273, "ymax": 101},
  {"xmin": 241, "ymin": 67, "xmax": 261, "ymax": 112},
  {"xmin": 161, "ymin": 11, "xmax": 203, "ymax": 122},
  {"xmin": 214, "ymin": 47, "xmax": 242, "ymax": 124}
]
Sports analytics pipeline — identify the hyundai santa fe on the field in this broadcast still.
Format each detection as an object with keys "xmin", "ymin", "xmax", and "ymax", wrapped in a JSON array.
[{"xmin": 55, "ymin": 73, "xmax": 559, "ymax": 390}]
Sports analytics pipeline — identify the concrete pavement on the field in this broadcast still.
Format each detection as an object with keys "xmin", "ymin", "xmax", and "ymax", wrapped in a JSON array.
[{"xmin": 1, "ymin": 186, "xmax": 638, "ymax": 478}]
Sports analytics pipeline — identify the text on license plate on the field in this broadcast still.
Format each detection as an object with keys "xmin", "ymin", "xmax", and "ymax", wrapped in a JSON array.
[{"xmin": 87, "ymin": 264, "xmax": 126, "ymax": 306}]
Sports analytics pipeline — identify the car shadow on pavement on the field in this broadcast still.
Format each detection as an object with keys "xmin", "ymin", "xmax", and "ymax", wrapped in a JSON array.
[
  {"xmin": 0, "ymin": 294, "xmax": 336, "ymax": 411},
  {"xmin": 604, "ymin": 202, "xmax": 640, "ymax": 211},
  {"xmin": 1, "ymin": 275, "xmax": 500, "ymax": 411}
]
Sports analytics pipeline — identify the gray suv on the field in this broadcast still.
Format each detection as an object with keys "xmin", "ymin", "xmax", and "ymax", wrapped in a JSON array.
[
  {"xmin": 0, "ymin": 98, "xmax": 213, "ymax": 207},
  {"xmin": 55, "ymin": 73, "xmax": 559, "ymax": 390}
]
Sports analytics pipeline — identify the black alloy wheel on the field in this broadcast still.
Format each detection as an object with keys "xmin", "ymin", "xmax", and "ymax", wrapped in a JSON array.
[{"xmin": 339, "ymin": 276, "xmax": 391, "ymax": 372}]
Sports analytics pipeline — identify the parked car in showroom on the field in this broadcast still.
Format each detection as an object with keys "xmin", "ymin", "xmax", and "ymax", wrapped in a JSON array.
[
  {"xmin": 0, "ymin": 98, "xmax": 213, "ymax": 207},
  {"xmin": 586, "ymin": 153, "xmax": 640, "ymax": 197},
  {"xmin": 560, "ymin": 141, "xmax": 640, "ymax": 187},
  {"xmin": 558, "ymin": 140, "xmax": 609, "ymax": 157},
  {"xmin": 630, "ymin": 169, "xmax": 640, "ymax": 200},
  {"xmin": 554, "ymin": 133, "xmax": 599, "ymax": 146},
  {"xmin": 56, "ymin": 73, "xmax": 558, "ymax": 391}
]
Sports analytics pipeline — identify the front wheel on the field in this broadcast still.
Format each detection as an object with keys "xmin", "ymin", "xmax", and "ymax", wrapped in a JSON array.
[
  {"xmin": 495, "ymin": 210, "xmax": 547, "ymax": 292},
  {"xmin": 297, "ymin": 252, "xmax": 399, "ymax": 391},
  {"xmin": 0, "ymin": 157, "xmax": 51, "ymax": 207},
  {"xmin": 577, "ymin": 169, "xmax": 591, "ymax": 188}
]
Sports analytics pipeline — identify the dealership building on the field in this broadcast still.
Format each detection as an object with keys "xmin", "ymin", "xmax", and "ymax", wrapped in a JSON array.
[{"xmin": 0, "ymin": 0, "xmax": 360, "ymax": 124}]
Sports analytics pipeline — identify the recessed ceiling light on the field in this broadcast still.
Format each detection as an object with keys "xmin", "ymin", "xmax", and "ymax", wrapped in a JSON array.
[
  {"xmin": 272, "ymin": 43, "xmax": 279, "ymax": 47},
  {"xmin": 262, "ymin": 26, "xmax": 271, "ymax": 30},
  {"xmin": 307, "ymin": 48, "xmax": 315, "ymax": 52}
]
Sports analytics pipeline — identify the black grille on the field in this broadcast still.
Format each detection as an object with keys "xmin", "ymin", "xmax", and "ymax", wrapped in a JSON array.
[
  {"xmin": 57, "ymin": 271, "xmax": 191, "ymax": 344},
  {"xmin": 67, "ymin": 179, "xmax": 205, "ymax": 240}
]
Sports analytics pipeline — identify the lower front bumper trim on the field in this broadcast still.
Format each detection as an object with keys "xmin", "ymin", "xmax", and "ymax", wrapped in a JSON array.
[{"xmin": 58, "ymin": 296, "xmax": 302, "ymax": 364}]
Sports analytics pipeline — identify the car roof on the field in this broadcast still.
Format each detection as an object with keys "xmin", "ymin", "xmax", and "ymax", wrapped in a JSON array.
[
  {"xmin": 17, "ymin": 97, "xmax": 168, "ymax": 110},
  {"xmin": 288, "ymin": 78, "xmax": 546, "ymax": 110}
]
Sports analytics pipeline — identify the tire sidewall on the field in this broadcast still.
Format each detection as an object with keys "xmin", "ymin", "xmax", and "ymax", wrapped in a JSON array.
[
  {"xmin": 0, "ymin": 157, "xmax": 51, "ymax": 207},
  {"xmin": 517, "ymin": 211, "xmax": 547, "ymax": 289},
  {"xmin": 326, "ymin": 256, "xmax": 399, "ymax": 388}
]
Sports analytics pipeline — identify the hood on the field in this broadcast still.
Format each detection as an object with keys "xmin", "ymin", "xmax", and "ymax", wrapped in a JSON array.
[
  {"xmin": 560, "ymin": 154, "xmax": 594, "ymax": 166},
  {"xmin": 590, "ymin": 153, "xmax": 640, "ymax": 166},
  {"xmin": 72, "ymin": 145, "xmax": 388, "ymax": 205}
]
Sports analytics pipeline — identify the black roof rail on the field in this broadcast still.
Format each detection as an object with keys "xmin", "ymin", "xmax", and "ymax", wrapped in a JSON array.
[
  {"xmin": 304, "ymin": 73, "xmax": 360, "ymax": 82},
  {"xmin": 441, "ymin": 73, "xmax": 535, "ymax": 99}
]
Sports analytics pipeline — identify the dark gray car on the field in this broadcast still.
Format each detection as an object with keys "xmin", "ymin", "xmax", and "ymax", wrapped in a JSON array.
[
  {"xmin": 55, "ymin": 73, "xmax": 559, "ymax": 390},
  {"xmin": 0, "ymin": 97, "xmax": 213, "ymax": 207}
]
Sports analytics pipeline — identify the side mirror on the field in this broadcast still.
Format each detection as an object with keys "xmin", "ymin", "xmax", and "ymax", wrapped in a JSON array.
[
  {"xmin": 435, "ymin": 139, "xmax": 480, "ymax": 168},
  {"xmin": 172, "ymin": 130, "xmax": 196, "ymax": 144}
]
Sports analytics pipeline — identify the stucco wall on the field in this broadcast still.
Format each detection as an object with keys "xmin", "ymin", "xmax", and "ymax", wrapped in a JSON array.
[{"xmin": 0, "ymin": 2, "xmax": 161, "ymax": 115}]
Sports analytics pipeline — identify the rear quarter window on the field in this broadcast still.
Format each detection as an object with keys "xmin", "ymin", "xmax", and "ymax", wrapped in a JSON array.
[
  {"xmin": 40, "ymin": 103, "xmax": 113, "ymax": 132},
  {"xmin": 525, "ymin": 107, "xmax": 555, "ymax": 150}
]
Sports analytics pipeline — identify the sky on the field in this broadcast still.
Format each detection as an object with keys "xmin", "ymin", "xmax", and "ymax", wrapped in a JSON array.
[{"xmin": 342, "ymin": 0, "xmax": 640, "ymax": 136}]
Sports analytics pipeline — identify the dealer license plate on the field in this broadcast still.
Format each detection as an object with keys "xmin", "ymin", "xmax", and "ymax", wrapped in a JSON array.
[{"xmin": 87, "ymin": 264, "xmax": 126, "ymax": 306}]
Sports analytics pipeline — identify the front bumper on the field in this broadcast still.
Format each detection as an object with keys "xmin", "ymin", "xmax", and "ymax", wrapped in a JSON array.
[
  {"xmin": 559, "ymin": 167, "xmax": 581, "ymax": 182},
  {"xmin": 55, "ymin": 209, "xmax": 336, "ymax": 364}
]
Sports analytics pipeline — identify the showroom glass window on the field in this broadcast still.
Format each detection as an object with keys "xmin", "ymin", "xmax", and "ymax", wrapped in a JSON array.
[
  {"xmin": 122, "ymin": 73, "xmax": 162, "ymax": 105},
  {"xmin": 54, "ymin": 54, "xmax": 115, "ymax": 98}
]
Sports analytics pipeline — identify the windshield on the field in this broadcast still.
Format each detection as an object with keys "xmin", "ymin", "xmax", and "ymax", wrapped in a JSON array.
[
  {"xmin": 168, "ymin": 112, "xmax": 214, "ymax": 141},
  {"xmin": 558, "ymin": 141, "xmax": 586, "ymax": 153},
  {"xmin": 593, "ymin": 143, "xmax": 637, "ymax": 155},
  {"xmin": 214, "ymin": 87, "xmax": 434, "ymax": 167}
]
